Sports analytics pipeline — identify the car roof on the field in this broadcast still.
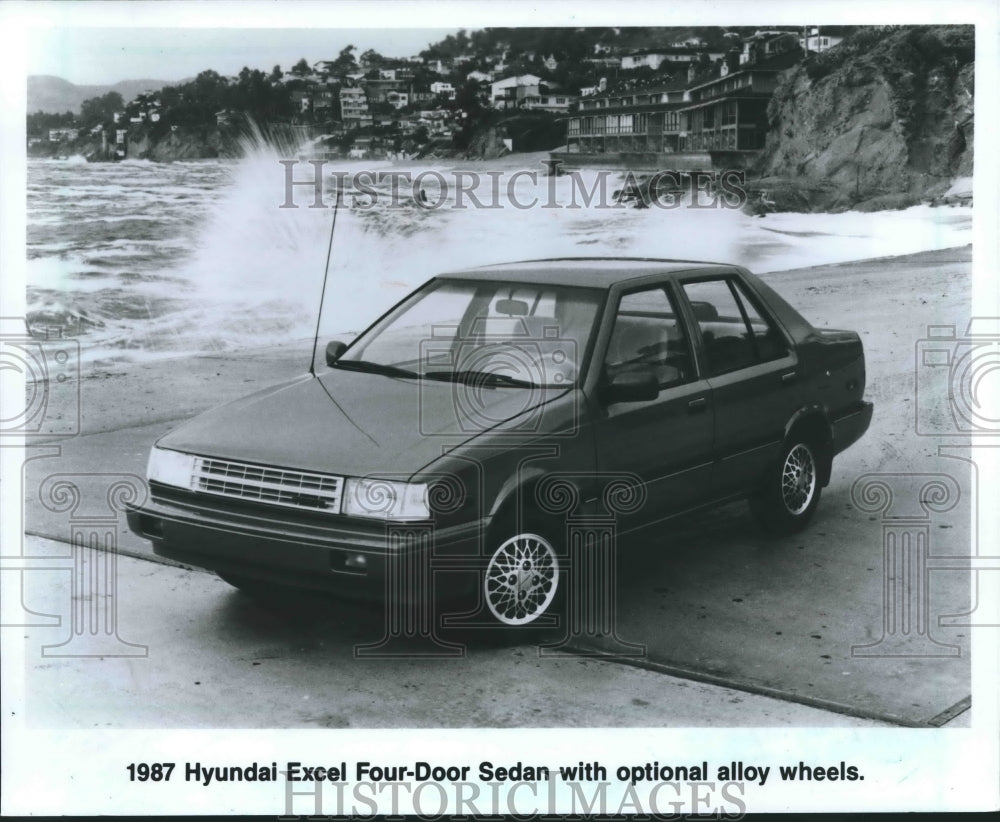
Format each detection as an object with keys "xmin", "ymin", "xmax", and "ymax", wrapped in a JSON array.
[{"xmin": 437, "ymin": 257, "xmax": 739, "ymax": 289}]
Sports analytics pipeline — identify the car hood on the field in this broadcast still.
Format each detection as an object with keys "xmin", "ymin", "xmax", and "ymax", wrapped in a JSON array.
[{"xmin": 157, "ymin": 368, "xmax": 571, "ymax": 477}]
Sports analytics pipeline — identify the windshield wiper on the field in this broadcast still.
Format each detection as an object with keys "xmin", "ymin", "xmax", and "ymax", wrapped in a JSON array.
[
  {"xmin": 332, "ymin": 360, "xmax": 421, "ymax": 379},
  {"xmin": 423, "ymin": 369, "xmax": 538, "ymax": 388}
]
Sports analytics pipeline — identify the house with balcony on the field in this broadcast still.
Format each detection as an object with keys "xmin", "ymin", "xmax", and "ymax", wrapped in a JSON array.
[
  {"xmin": 365, "ymin": 76, "xmax": 412, "ymax": 104},
  {"xmin": 312, "ymin": 87, "xmax": 338, "ymax": 117},
  {"xmin": 559, "ymin": 32, "xmax": 804, "ymax": 167},
  {"xmin": 565, "ymin": 78, "xmax": 689, "ymax": 155},
  {"xmin": 521, "ymin": 93, "xmax": 577, "ymax": 113},
  {"xmin": 678, "ymin": 67, "xmax": 780, "ymax": 152},
  {"xmin": 678, "ymin": 40, "xmax": 802, "ymax": 152},
  {"xmin": 489, "ymin": 74, "xmax": 542, "ymax": 109},
  {"xmin": 339, "ymin": 87, "xmax": 369, "ymax": 126}
]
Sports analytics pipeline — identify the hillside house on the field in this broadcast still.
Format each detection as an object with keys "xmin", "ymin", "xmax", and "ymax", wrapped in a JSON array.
[
  {"xmin": 48, "ymin": 127, "xmax": 79, "ymax": 142},
  {"xmin": 621, "ymin": 48, "xmax": 701, "ymax": 70},
  {"xmin": 489, "ymin": 74, "xmax": 542, "ymax": 109},
  {"xmin": 366, "ymin": 77, "xmax": 412, "ymax": 103},
  {"xmin": 386, "ymin": 90, "xmax": 410, "ymax": 109},
  {"xmin": 585, "ymin": 56, "xmax": 623, "ymax": 70},
  {"xmin": 739, "ymin": 31, "xmax": 801, "ymax": 66},
  {"xmin": 339, "ymin": 87, "xmax": 369, "ymax": 124},
  {"xmin": 430, "ymin": 82, "xmax": 456, "ymax": 100},
  {"xmin": 522, "ymin": 93, "xmax": 577, "ymax": 113},
  {"xmin": 800, "ymin": 27, "xmax": 846, "ymax": 53}
]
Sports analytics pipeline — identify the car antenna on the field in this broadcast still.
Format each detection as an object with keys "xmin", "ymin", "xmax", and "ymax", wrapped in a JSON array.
[{"xmin": 309, "ymin": 184, "xmax": 340, "ymax": 377}]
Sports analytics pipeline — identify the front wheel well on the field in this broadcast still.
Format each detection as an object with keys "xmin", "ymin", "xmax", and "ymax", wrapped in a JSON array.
[{"xmin": 487, "ymin": 478, "xmax": 547, "ymax": 540}]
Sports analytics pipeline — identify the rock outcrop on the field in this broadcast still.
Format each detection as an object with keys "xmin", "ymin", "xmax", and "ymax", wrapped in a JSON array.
[{"xmin": 754, "ymin": 25, "xmax": 974, "ymax": 212}]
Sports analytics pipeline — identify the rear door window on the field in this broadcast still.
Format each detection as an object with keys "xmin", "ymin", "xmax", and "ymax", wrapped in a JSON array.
[{"xmin": 682, "ymin": 278, "xmax": 789, "ymax": 376}]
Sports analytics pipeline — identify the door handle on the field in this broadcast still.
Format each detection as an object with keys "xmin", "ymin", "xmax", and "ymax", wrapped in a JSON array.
[
  {"xmin": 687, "ymin": 396, "xmax": 708, "ymax": 413},
  {"xmin": 781, "ymin": 371, "xmax": 797, "ymax": 385}
]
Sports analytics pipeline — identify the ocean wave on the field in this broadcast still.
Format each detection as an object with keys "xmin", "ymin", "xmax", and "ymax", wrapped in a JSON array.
[{"xmin": 25, "ymin": 138, "xmax": 972, "ymax": 366}]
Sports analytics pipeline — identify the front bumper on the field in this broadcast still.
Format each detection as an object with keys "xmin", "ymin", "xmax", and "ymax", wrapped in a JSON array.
[{"xmin": 127, "ymin": 483, "xmax": 485, "ymax": 598}]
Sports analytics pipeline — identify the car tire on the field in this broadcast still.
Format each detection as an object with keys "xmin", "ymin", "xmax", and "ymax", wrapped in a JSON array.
[
  {"xmin": 481, "ymin": 514, "xmax": 564, "ymax": 628},
  {"xmin": 750, "ymin": 438, "xmax": 823, "ymax": 535}
]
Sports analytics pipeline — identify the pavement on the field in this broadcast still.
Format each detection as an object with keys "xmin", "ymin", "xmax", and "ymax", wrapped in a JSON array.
[
  {"xmin": 14, "ymin": 246, "xmax": 976, "ymax": 729},
  {"xmin": 13, "ymin": 533, "xmax": 894, "ymax": 729}
]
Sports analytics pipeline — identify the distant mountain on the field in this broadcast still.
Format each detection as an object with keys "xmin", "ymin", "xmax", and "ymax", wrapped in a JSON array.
[{"xmin": 27, "ymin": 76, "xmax": 175, "ymax": 114}]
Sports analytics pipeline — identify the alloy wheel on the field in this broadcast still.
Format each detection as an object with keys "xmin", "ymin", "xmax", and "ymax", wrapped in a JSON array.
[
  {"xmin": 781, "ymin": 443, "xmax": 817, "ymax": 516},
  {"xmin": 484, "ymin": 532, "xmax": 559, "ymax": 625}
]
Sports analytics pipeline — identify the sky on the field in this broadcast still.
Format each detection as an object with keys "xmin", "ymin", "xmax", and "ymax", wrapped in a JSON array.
[{"xmin": 27, "ymin": 27, "xmax": 460, "ymax": 86}]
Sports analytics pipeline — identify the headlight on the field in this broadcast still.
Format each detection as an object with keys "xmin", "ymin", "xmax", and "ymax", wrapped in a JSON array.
[
  {"xmin": 147, "ymin": 447, "xmax": 197, "ymax": 489},
  {"xmin": 343, "ymin": 478, "xmax": 430, "ymax": 521}
]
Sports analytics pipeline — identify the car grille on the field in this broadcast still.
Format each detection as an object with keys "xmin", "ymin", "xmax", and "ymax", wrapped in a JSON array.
[{"xmin": 192, "ymin": 457, "xmax": 343, "ymax": 513}]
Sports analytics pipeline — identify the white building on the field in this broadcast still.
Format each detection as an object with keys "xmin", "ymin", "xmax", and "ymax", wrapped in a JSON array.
[
  {"xmin": 430, "ymin": 82, "xmax": 456, "ymax": 99},
  {"xmin": 800, "ymin": 27, "xmax": 845, "ymax": 53},
  {"xmin": 521, "ymin": 94, "xmax": 576, "ymax": 113},
  {"xmin": 489, "ymin": 74, "xmax": 542, "ymax": 109},
  {"xmin": 339, "ymin": 87, "xmax": 369, "ymax": 121},
  {"xmin": 48, "ymin": 127, "xmax": 79, "ymax": 142},
  {"xmin": 621, "ymin": 49, "xmax": 701, "ymax": 71},
  {"xmin": 386, "ymin": 91, "xmax": 409, "ymax": 110}
]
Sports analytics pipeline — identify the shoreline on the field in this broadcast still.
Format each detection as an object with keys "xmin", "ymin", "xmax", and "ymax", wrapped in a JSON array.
[
  {"xmin": 28, "ymin": 243, "xmax": 972, "ymax": 441},
  {"xmin": 33, "ymin": 242, "xmax": 973, "ymax": 381}
]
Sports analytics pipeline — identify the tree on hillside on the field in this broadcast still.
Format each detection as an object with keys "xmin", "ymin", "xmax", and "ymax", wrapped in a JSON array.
[
  {"xmin": 360, "ymin": 49, "xmax": 385, "ymax": 68},
  {"xmin": 292, "ymin": 58, "xmax": 311, "ymax": 77},
  {"xmin": 269, "ymin": 64, "xmax": 283, "ymax": 83},
  {"xmin": 328, "ymin": 45, "xmax": 357, "ymax": 76},
  {"xmin": 79, "ymin": 91, "xmax": 124, "ymax": 128},
  {"xmin": 26, "ymin": 110, "xmax": 76, "ymax": 136}
]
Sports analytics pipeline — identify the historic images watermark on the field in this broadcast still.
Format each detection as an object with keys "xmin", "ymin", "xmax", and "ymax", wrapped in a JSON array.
[
  {"xmin": 279, "ymin": 771, "xmax": 748, "ymax": 818},
  {"xmin": 33, "ymin": 472, "xmax": 149, "ymax": 657},
  {"xmin": 851, "ymin": 318, "xmax": 1000, "ymax": 658},
  {"xmin": 278, "ymin": 158, "xmax": 749, "ymax": 211},
  {"xmin": 350, "ymin": 307, "xmax": 649, "ymax": 658},
  {"xmin": 1, "ymin": 317, "xmax": 146, "ymax": 655},
  {"xmin": 351, "ymin": 465, "xmax": 649, "ymax": 660},
  {"xmin": 0, "ymin": 317, "xmax": 80, "ymax": 440}
]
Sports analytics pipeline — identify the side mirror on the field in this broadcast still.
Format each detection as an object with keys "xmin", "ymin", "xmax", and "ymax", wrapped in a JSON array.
[
  {"xmin": 325, "ymin": 340, "xmax": 348, "ymax": 367},
  {"xmin": 602, "ymin": 369, "xmax": 659, "ymax": 404}
]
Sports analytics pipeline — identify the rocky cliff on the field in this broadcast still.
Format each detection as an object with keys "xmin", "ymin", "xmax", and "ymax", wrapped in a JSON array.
[
  {"xmin": 35, "ymin": 124, "xmax": 245, "ymax": 163},
  {"xmin": 126, "ymin": 126, "xmax": 241, "ymax": 161},
  {"xmin": 753, "ymin": 25, "xmax": 974, "ymax": 212}
]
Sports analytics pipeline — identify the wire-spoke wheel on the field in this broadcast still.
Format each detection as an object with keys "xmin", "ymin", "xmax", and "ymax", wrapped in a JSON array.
[
  {"xmin": 781, "ymin": 443, "xmax": 817, "ymax": 515},
  {"xmin": 751, "ymin": 438, "xmax": 823, "ymax": 535},
  {"xmin": 484, "ymin": 532, "xmax": 559, "ymax": 626}
]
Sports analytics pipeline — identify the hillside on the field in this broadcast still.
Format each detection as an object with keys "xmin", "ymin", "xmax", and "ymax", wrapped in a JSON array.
[
  {"xmin": 27, "ymin": 75, "xmax": 174, "ymax": 114},
  {"xmin": 755, "ymin": 25, "xmax": 974, "ymax": 212}
]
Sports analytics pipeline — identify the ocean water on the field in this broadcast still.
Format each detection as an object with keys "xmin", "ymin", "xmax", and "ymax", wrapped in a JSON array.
[{"xmin": 26, "ymin": 144, "xmax": 973, "ymax": 366}]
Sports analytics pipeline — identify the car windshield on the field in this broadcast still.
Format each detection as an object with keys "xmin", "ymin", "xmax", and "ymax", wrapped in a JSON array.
[{"xmin": 337, "ymin": 279, "xmax": 604, "ymax": 387}]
